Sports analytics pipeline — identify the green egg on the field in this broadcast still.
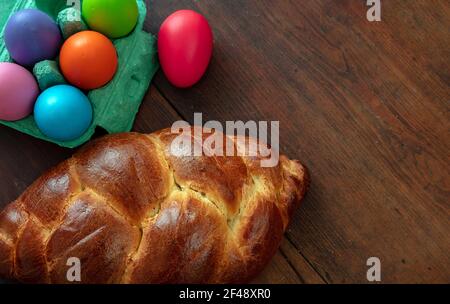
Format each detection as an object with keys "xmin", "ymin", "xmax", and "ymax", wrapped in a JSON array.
[{"xmin": 82, "ymin": 0, "xmax": 139, "ymax": 39}]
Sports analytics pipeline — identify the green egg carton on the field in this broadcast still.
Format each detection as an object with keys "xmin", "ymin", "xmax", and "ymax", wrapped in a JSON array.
[{"xmin": 0, "ymin": 0, "xmax": 159, "ymax": 148}]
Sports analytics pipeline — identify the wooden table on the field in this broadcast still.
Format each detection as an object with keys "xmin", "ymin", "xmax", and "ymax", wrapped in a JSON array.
[{"xmin": 1, "ymin": 0, "xmax": 449, "ymax": 284}]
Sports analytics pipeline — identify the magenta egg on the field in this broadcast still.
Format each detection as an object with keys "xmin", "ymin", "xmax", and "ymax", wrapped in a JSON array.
[
  {"xmin": 158, "ymin": 10, "xmax": 213, "ymax": 88},
  {"xmin": 0, "ymin": 62, "xmax": 39, "ymax": 121}
]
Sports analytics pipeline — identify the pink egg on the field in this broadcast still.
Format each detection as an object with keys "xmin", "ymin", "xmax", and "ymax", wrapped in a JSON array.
[
  {"xmin": 0, "ymin": 62, "xmax": 39, "ymax": 121},
  {"xmin": 158, "ymin": 10, "xmax": 213, "ymax": 88}
]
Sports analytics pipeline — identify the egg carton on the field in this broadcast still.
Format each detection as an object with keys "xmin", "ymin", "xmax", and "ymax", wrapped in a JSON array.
[{"xmin": 0, "ymin": 0, "xmax": 159, "ymax": 148}]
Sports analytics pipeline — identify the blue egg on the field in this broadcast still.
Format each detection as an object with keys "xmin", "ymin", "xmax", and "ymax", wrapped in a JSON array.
[{"xmin": 34, "ymin": 85, "xmax": 93, "ymax": 141}]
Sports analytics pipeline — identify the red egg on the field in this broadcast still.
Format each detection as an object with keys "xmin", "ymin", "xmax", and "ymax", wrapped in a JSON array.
[{"xmin": 158, "ymin": 10, "xmax": 213, "ymax": 88}]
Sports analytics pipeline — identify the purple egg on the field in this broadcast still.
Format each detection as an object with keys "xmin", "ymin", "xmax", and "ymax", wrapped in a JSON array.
[
  {"xmin": 4, "ymin": 9, "xmax": 62, "ymax": 67},
  {"xmin": 0, "ymin": 62, "xmax": 39, "ymax": 121}
]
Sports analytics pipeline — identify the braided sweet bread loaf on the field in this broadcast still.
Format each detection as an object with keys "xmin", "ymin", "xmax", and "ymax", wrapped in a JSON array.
[{"xmin": 0, "ymin": 128, "xmax": 308, "ymax": 283}]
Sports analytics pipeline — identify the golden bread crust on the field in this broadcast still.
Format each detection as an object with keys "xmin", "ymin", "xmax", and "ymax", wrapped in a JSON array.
[{"xmin": 0, "ymin": 128, "xmax": 309, "ymax": 283}]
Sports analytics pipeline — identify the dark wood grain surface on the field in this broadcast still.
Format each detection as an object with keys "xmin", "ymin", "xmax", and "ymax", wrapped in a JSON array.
[{"xmin": 0, "ymin": 0, "xmax": 449, "ymax": 283}]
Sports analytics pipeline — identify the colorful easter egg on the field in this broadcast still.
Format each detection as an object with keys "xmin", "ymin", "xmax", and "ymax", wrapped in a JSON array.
[
  {"xmin": 4, "ymin": 9, "xmax": 62, "ymax": 67},
  {"xmin": 82, "ymin": 0, "xmax": 139, "ymax": 38},
  {"xmin": 34, "ymin": 85, "xmax": 93, "ymax": 141},
  {"xmin": 60, "ymin": 31, "xmax": 118, "ymax": 90},
  {"xmin": 0, "ymin": 62, "xmax": 39, "ymax": 121},
  {"xmin": 158, "ymin": 10, "xmax": 213, "ymax": 88}
]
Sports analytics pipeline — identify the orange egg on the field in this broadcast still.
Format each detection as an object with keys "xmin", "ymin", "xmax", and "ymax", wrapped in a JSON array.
[{"xmin": 60, "ymin": 31, "xmax": 118, "ymax": 90}]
